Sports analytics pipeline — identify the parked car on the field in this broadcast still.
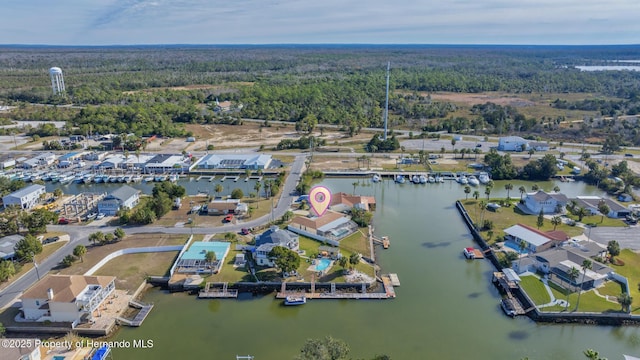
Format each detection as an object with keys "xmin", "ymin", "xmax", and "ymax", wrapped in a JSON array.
[
  {"xmin": 223, "ymin": 214, "xmax": 234, "ymax": 223},
  {"xmin": 96, "ymin": 213, "xmax": 105, "ymax": 220},
  {"xmin": 625, "ymin": 153, "xmax": 634, "ymax": 157},
  {"xmin": 43, "ymin": 236, "xmax": 60, "ymax": 244},
  {"xmin": 58, "ymin": 218, "xmax": 69, "ymax": 224},
  {"xmin": 240, "ymin": 228, "xmax": 250, "ymax": 235}
]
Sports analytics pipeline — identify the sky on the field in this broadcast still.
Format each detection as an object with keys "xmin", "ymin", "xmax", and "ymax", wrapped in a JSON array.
[{"xmin": 2, "ymin": 0, "xmax": 640, "ymax": 45}]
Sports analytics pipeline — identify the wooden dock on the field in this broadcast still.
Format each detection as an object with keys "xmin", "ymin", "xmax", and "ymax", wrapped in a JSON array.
[
  {"xmin": 275, "ymin": 281, "xmax": 394, "ymax": 300},
  {"xmin": 387, "ymin": 273, "xmax": 400, "ymax": 286},
  {"xmin": 116, "ymin": 300, "xmax": 154, "ymax": 327},
  {"xmin": 472, "ymin": 249, "xmax": 484, "ymax": 259},
  {"xmin": 198, "ymin": 282, "xmax": 239, "ymax": 298}
]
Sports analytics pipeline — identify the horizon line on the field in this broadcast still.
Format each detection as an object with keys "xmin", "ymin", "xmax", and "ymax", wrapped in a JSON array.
[{"xmin": 1, "ymin": 43, "xmax": 640, "ymax": 48}]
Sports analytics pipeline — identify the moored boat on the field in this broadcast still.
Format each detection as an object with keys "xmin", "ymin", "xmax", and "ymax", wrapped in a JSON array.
[
  {"xmin": 419, "ymin": 175, "xmax": 428, "ymax": 184},
  {"xmin": 468, "ymin": 175, "xmax": 480, "ymax": 186},
  {"xmin": 284, "ymin": 295, "xmax": 306, "ymax": 306},
  {"xmin": 395, "ymin": 175, "xmax": 405, "ymax": 184},
  {"xmin": 478, "ymin": 172, "xmax": 491, "ymax": 184},
  {"xmin": 372, "ymin": 174, "xmax": 381, "ymax": 183},
  {"xmin": 457, "ymin": 176, "xmax": 468, "ymax": 185},
  {"xmin": 463, "ymin": 247, "xmax": 476, "ymax": 259}
]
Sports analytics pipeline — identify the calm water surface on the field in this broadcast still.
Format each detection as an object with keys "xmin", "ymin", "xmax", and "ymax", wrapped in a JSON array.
[{"xmin": 110, "ymin": 179, "xmax": 640, "ymax": 360}]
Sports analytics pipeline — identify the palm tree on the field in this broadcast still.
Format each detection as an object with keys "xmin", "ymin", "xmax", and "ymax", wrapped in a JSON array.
[
  {"xmin": 619, "ymin": 292, "xmax": 633, "ymax": 313},
  {"xmin": 464, "ymin": 186, "xmax": 471, "ymax": 199},
  {"xmin": 531, "ymin": 184, "xmax": 539, "ymax": 191},
  {"xmin": 352, "ymin": 181, "xmax": 359, "ymax": 195},
  {"xmin": 514, "ymin": 240, "xmax": 528, "ymax": 271},
  {"xmin": 566, "ymin": 266, "xmax": 580, "ymax": 311},
  {"xmin": 597, "ymin": 201, "xmax": 610, "ymax": 223},
  {"xmin": 519, "ymin": 186, "xmax": 526, "ymax": 200},
  {"xmin": 583, "ymin": 349, "xmax": 604, "ymax": 360},
  {"xmin": 551, "ymin": 216, "xmax": 562, "ymax": 230},
  {"xmin": 254, "ymin": 182, "xmax": 262, "ymax": 202},
  {"xmin": 574, "ymin": 259, "xmax": 592, "ymax": 312},
  {"xmin": 472, "ymin": 190, "xmax": 480, "ymax": 201},
  {"xmin": 73, "ymin": 245, "xmax": 86, "ymax": 263},
  {"xmin": 576, "ymin": 207, "xmax": 589, "ymax": 222},
  {"xmin": 479, "ymin": 200, "xmax": 488, "ymax": 226},
  {"xmin": 553, "ymin": 185, "xmax": 561, "ymax": 193},
  {"xmin": 214, "ymin": 183, "xmax": 223, "ymax": 197},
  {"xmin": 567, "ymin": 199, "xmax": 578, "ymax": 214},
  {"xmin": 505, "ymin": 183, "xmax": 513, "ymax": 200},
  {"xmin": 484, "ymin": 185, "xmax": 492, "ymax": 200},
  {"xmin": 528, "ymin": 148, "xmax": 535, "ymax": 159}
]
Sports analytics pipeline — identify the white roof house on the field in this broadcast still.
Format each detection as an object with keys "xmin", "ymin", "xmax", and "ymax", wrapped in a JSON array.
[
  {"xmin": 194, "ymin": 154, "xmax": 272, "ymax": 170},
  {"xmin": 144, "ymin": 154, "xmax": 187, "ymax": 173},
  {"xmin": 504, "ymin": 223, "xmax": 568, "ymax": 253},
  {"xmin": 498, "ymin": 136, "xmax": 529, "ymax": 152}
]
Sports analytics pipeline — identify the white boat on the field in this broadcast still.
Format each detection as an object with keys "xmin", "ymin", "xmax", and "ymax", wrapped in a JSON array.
[
  {"xmin": 478, "ymin": 172, "xmax": 491, "ymax": 184},
  {"xmin": 58, "ymin": 173, "xmax": 75, "ymax": 184},
  {"xmin": 457, "ymin": 176, "xmax": 468, "ymax": 185},
  {"xmin": 419, "ymin": 175, "xmax": 428, "ymax": 184},
  {"xmin": 132, "ymin": 175, "xmax": 142, "ymax": 183},
  {"xmin": 123, "ymin": 175, "xmax": 132, "ymax": 183},
  {"xmin": 463, "ymin": 247, "xmax": 476, "ymax": 259},
  {"xmin": 82, "ymin": 174, "xmax": 94, "ymax": 184},
  {"xmin": 372, "ymin": 174, "xmax": 381, "ymax": 183},
  {"xmin": 411, "ymin": 175, "xmax": 420, "ymax": 184},
  {"xmin": 428, "ymin": 176, "xmax": 435, "ymax": 183},
  {"xmin": 169, "ymin": 174, "xmax": 179, "ymax": 182},
  {"xmin": 468, "ymin": 175, "xmax": 480, "ymax": 186},
  {"xmin": 94, "ymin": 175, "xmax": 106, "ymax": 183},
  {"xmin": 395, "ymin": 175, "xmax": 405, "ymax": 184},
  {"xmin": 154, "ymin": 175, "xmax": 167, "ymax": 182},
  {"xmin": 284, "ymin": 295, "xmax": 306, "ymax": 306}
]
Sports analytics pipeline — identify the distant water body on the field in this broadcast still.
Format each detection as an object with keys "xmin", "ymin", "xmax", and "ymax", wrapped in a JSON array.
[{"xmin": 576, "ymin": 65, "xmax": 640, "ymax": 71}]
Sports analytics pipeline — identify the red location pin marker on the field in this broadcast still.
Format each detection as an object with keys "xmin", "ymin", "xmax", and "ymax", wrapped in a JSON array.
[{"xmin": 309, "ymin": 186, "xmax": 331, "ymax": 217}]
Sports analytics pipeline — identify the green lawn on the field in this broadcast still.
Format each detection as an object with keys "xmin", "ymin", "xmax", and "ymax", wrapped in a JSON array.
[
  {"xmin": 564, "ymin": 213, "xmax": 626, "ymax": 228},
  {"xmin": 598, "ymin": 280, "xmax": 625, "ymax": 297},
  {"xmin": 339, "ymin": 229, "xmax": 370, "ymax": 256},
  {"xmin": 610, "ymin": 249, "xmax": 640, "ymax": 313},
  {"xmin": 519, "ymin": 275, "xmax": 552, "ymax": 305},
  {"xmin": 206, "ymin": 250, "xmax": 254, "ymax": 283}
]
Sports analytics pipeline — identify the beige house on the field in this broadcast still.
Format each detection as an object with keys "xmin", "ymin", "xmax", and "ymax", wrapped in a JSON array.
[
  {"xmin": 207, "ymin": 199, "xmax": 248, "ymax": 215},
  {"xmin": 20, "ymin": 275, "xmax": 115, "ymax": 325},
  {"xmin": 288, "ymin": 210, "xmax": 358, "ymax": 246}
]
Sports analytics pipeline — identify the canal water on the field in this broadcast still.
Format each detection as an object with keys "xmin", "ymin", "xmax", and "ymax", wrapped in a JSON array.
[{"xmin": 111, "ymin": 179, "xmax": 640, "ymax": 360}]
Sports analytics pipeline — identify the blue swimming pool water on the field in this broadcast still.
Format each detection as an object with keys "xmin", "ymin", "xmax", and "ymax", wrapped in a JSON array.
[
  {"xmin": 315, "ymin": 259, "xmax": 331, "ymax": 271},
  {"xmin": 504, "ymin": 241, "xmax": 529, "ymax": 254}
]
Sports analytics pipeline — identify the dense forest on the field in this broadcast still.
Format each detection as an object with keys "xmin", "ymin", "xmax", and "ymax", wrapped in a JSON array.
[{"xmin": 2, "ymin": 45, "xmax": 640, "ymax": 142}]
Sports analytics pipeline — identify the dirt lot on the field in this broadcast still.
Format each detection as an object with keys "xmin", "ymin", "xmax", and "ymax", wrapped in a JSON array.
[{"xmin": 428, "ymin": 91, "xmax": 536, "ymax": 107}]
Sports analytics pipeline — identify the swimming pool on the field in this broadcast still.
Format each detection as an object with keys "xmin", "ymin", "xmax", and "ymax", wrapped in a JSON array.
[
  {"xmin": 504, "ymin": 241, "xmax": 529, "ymax": 254},
  {"xmin": 314, "ymin": 259, "xmax": 332, "ymax": 272}
]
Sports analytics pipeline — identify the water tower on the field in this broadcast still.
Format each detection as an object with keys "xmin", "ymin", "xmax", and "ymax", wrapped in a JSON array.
[{"xmin": 49, "ymin": 67, "xmax": 65, "ymax": 95}]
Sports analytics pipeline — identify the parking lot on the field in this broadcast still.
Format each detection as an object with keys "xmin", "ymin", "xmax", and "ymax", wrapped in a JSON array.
[{"xmin": 588, "ymin": 226, "xmax": 640, "ymax": 250}]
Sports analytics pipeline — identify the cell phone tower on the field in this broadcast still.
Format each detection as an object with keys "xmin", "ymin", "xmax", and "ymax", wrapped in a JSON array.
[{"xmin": 49, "ymin": 67, "xmax": 65, "ymax": 95}]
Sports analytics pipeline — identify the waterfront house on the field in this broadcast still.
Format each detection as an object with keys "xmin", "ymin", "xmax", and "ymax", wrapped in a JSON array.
[
  {"xmin": 0, "ymin": 157, "xmax": 16, "ymax": 169},
  {"xmin": 207, "ymin": 199, "xmax": 248, "ymax": 216},
  {"xmin": 514, "ymin": 241, "xmax": 612, "ymax": 291},
  {"xmin": 20, "ymin": 274, "xmax": 115, "ymax": 324},
  {"xmin": 572, "ymin": 196, "xmax": 631, "ymax": 218},
  {"xmin": 2, "ymin": 184, "xmax": 46, "ymax": 210},
  {"xmin": 329, "ymin": 192, "xmax": 377, "ymax": 213},
  {"xmin": 288, "ymin": 211, "xmax": 359, "ymax": 246},
  {"xmin": 253, "ymin": 226, "xmax": 299, "ymax": 267},
  {"xmin": 503, "ymin": 223, "xmax": 569, "ymax": 253},
  {"xmin": 193, "ymin": 153, "xmax": 273, "ymax": 170},
  {"xmin": 523, "ymin": 190, "xmax": 568, "ymax": 214},
  {"xmin": 98, "ymin": 154, "xmax": 126, "ymax": 169},
  {"xmin": 618, "ymin": 193, "xmax": 633, "ymax": 202},
  {"xmin": 497, "ymin": 136, "xmax": 529, "ymax": 152},
  {"xmin": 97, "ymin": 185, "xmax": 140, "ymax": 216}
]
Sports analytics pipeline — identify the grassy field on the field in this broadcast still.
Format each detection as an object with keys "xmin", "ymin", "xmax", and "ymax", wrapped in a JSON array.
[
  {"xmin": 339, "ymin": 229, "xmax": 371, "ymax": 256},
  {"xmin": 95, "ymin": 251, "xmax": 179, "ymax": 292},
  {"xmin": 462, "ymin": 199, "xmax": 584, "ymax": 242},
  {"xmin": 519, "ymin": 275, "xmax": 551, "ymax": 305}
]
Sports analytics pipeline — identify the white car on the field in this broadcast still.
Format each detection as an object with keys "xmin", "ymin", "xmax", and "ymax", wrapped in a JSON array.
[{"xmin": 96, "ymin": 213, "xmax": 105, "ymax": 220}]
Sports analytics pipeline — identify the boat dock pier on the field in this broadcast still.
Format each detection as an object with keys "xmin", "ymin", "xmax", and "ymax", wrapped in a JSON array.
[
  {"xmin": 275, "ymin": 278, "xmax": 398, "ymax": 300},
  {"xmin": 196, "ymin": 175, "xmax": 215, "ymax": 182},
  {"xmin": 198, "ymin": 282, "xmax": 239, "ymax": 298},
  {"xmin": 372, "ymin": 235, "xmax": 390, "ymax": 249},
  {"xmin": 116, "ymin": 300, "xmax": 154, "ymax": 327},
  {"xmin": 249, "ymin": 176, "xmax": 263, "ymax": 182}
]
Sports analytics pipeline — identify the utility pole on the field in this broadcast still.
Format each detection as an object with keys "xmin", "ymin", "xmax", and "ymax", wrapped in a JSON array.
[{"xmin": 383, "ymin": 62, "xmax": 390, "ymax": 140}]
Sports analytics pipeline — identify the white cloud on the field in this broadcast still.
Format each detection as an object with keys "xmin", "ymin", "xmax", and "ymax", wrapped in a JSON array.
[{"xmin": 1, "ymin": 0, "xmax": 639, "ymax": 44}]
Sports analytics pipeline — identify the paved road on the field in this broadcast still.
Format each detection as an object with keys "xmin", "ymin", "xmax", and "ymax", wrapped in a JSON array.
[
  {"xmin": 0, "ymin": 154, "xmax": 307, "ymax": 309},
  {"xmin": 587, "ymin": 226, "xmax": 640, "ymax": 250}
]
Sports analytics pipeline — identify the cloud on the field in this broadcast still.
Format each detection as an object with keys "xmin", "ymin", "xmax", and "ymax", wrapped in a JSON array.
[{"xmin": 1, "ymin": 0, "xmax": 640, "ymax": 44}]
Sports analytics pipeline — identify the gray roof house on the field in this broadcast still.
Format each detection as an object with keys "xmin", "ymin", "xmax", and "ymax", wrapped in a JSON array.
[
  {"xmin": 253, "ymin": 226, "xmax": 299, "ymax": 267},
  {"xmin": 522, "ymin": 190, "xmax": 568, "ymax": 215},
  {"xmin": 514, "ymin": 241, "xmax": 613, "ymax": 291},
  {"xmin": 97, "ymin": 185, "xmax": 140, "ymax": 216},
  {"xmin": 572, "ymin": 196, "xmax": 631, "ymax": 218}
]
